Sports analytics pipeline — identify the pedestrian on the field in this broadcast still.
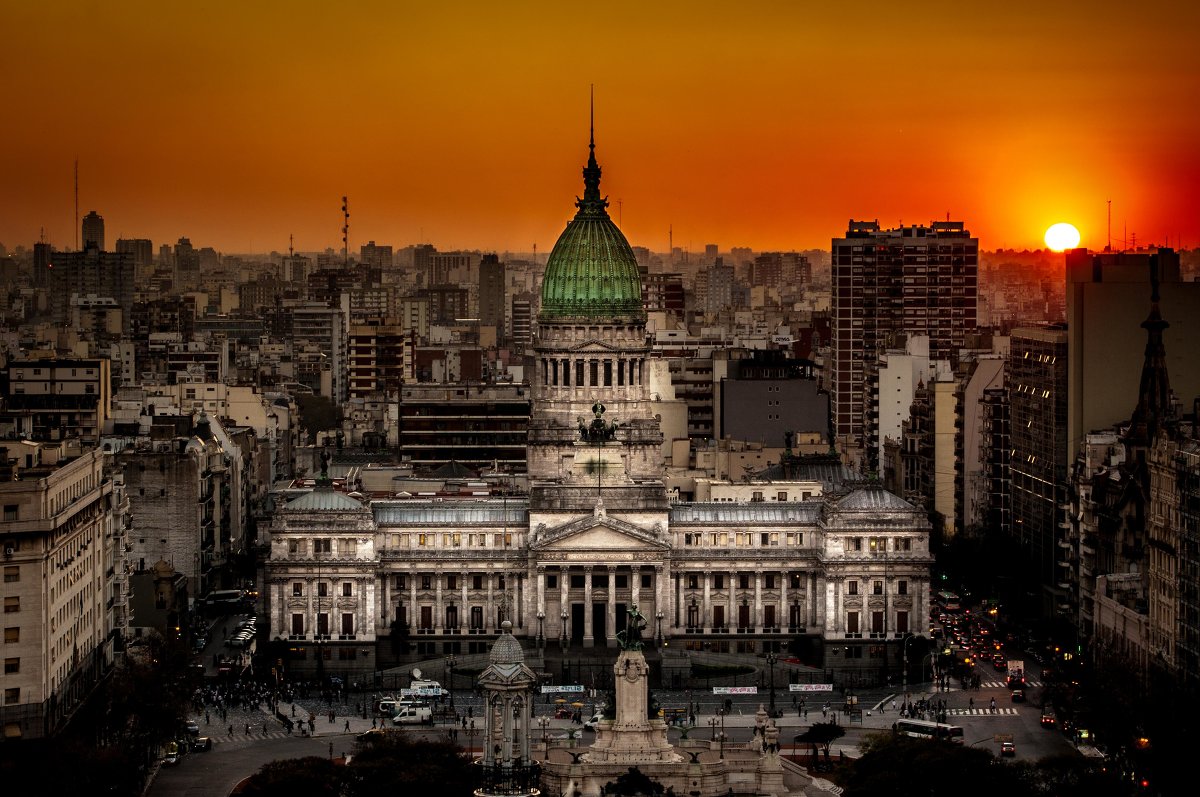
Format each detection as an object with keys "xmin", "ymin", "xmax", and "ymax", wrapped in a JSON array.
[
  {"xmin": 462, "ymin": 716, "xmax": 468, "ymax": 729},
  {"xmin": 345, "ymin": 719, "xmax": 351, "ymax": 732},
  {"xmin": 892, "ymin": 699, "xmax": 897, "ymax": 712},
  {"xmin": 205, "ymin": 711, "xmax": 210, "ymax": 724},
  {"xmin": 969, "ymin": 697, "xmax": 974, "ymax": 710},
  {"xmin": 229, "ymin": 724, "xmax": 234, "ymax": 735},
  {"xmin": 245, "ymin": 724, "xmax": 251, "ymax": 735}
]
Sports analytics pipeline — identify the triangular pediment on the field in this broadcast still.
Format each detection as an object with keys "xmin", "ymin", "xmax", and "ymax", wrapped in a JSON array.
[
  {"xmin": 567, "ymin": 339, "xmax": 625, "ymax": 353},
  {"xmin": 532, "ymin": 514, "xmax": 669, "ymax": 551}
]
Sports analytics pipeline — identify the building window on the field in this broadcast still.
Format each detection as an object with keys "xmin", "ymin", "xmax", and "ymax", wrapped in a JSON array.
[
  {"xmin": 313, "ymin": 538, "xmax": 331, "ymax": 555},
  {"xmin": 641, "ymin": 573, "xmax": 651, "ymax": 589},
  {"xmin": 2, "ymin": 567, "xmax": 16, "ymax": 584},
  {"xmin": 291, "ymin": 614, "xmax": 304, "ymax": 636},
  {"xmin": 751, "ymin": 491, "xmax": 764, "ymax": 502},
  {"xmin": 395, "ymin": 575, "xmax": 406, "ymax": 590},
  {"xmin": 3, "ymin": 688, "xmax": 18, "ymax": 704},
  {"xmin": 615, "ymin": 574, "xmax": 627, "ymax": 589},
  {"xmin": 446, "ymin": 575, "xmax": 457, "ymax": 591},
  {"xmin": 546, "ymin": 574, "xmax": 558, "ymax": 589},
  {"xmin": 739, "ymin": 574, "xmax": 750, "ymax": 590},
  {"xmin": 3, "ymin": 597, "xmax": 17, "ymax": 614},
  {"xmin": 898, "ymin": 580, "xmax": 908, "ymax": 595},
  {"xmin": 317, "ymin": 613, "xmax": 330, "ymax": 636},
  {"xmin": 342, "ymin": 582, "xmax": 353, "ymax": 597},
  {"xmin": 473, "ymin": 575, "xmax": 484, "ymax": 590},
  {"xmin": 895, "ymin": 537, "xmax": 912, "ymax": 552},
  {"xmin": 292, "ymin": 582, "xmax": 303, "ymax": 597},
  {"xmin": 873, "ymin": 580, "xmax": 883, "ymax": 595},
  {"xmin": 871, "ymin": 611, "xmax": 885, "ymax": 634},
  {"xmin": 777, "ymin": 491, "xmax": 787, "ymax": 502},
  {"xmin": 847, "ymin": 581, "xmax": 858, "ymax": 596},
  {"xmin": 3, "ymin": 658, "xmax": 17, "ymax": 674},
  {"xmin": 897, "ymin": 611, "xmax": 909, "ymax": 634},
  {"xmin": 3, "ymin": 628, "xmax": 17, "ymax": 644},
  {"xmin": 2, "ymin": 506, "xmax": 16, "ymax": 522},
  {"xmin": 341, "ymin": 613, "xmax": 354, "ymax": 635},
  {"xmin": 421, "ymin": 576, "xmax": 432, "ymax": 590},
  {"xmin": 317, "ymin": 582, "xmax": 328, "ymax": 597},
  {"xmin": 714, "ymin": 575, "xmax": 724, "ymax": 589},
  {"xmin": 790, "ymin": 573, "xmax": 801, "ymax": 589},
  {"xmin": 288, "ymin": 540, "xmax": 300, "ymax": 555},
  {"xmin": 848, "ymin": 537, "xmax": 862, "ymax": 551},
  {"xmin": 846, "ymin": 612, "xmax": 859, "ymax": 634},
  {"xmin": 687, "ymin": 574, "xmax": 698, "ymax": 589},
  {"xmin": 570, "ymin": 574, "xmax": 585, "ymax": 589},
  {"xmin": 765, "ymin": 574, "xmax": 775, "ymax": 589}
]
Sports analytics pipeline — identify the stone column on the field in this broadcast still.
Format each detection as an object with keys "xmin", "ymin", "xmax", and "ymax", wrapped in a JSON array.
[
  {"xmin": 702, "ymin": 572, "xmax": 712, "ymax": 630},
  {"xmin": 409, "ymin": 578, "xmax": 417, "ymax": 631},
  {"xmin": 729, "ymin": 570, "xmax": 737, "ymax": 631},
  {"xmin": 754, "ymin": 570, "xmax": 763, "ymax": 632},
  {"xmin": 537, "ymin": 565, "xmax": 546, "ymax": 618},
  {"xmin": 379, "ymin": 574, "xmax": 388, "ymax": 630},
  {"xmin": 560, "ymin": 566, "xmax": 569, "ymax": 638},
  {"xmin": 584, "ymin": 565, "xmax": 594, "ymax": 646},
  {"xmin": 631, "ymin": 565, "xmax": 641, "ymax": 612},
  {"xmin": 811, "ymin": 572, "xmax": 820, "ymax": 627},
  {"xmin": 607, "ymin": 565, "xmax": 617, "ymax": 646},
  {"xmin": 515, "ymin": 572, "xmax": 523, "ymax": 629},
  {"xmin": 487, "ymin": 574, "xmax": 495, "ymax": 632},
  {"xmin": 435, "ymin": 577, "xmax": 443, "ymax": 630},
  {"xmin": 779, "ymin": 570, "xmax": 788, "ymax": 631},
  {"xmin": 461, "ymin": 574, "xmax": 469, "ymax": 625}
]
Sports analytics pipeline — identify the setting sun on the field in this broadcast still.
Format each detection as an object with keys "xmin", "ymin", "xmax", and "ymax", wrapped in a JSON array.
[{"xmin": 1044, "ymin": 223, "xmax": 1082, "ymax": 251}]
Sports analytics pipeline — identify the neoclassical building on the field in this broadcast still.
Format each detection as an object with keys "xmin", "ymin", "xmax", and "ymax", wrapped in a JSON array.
[{"xmin": 265, "ymin": 131, "xmax": 933, "ymax": 682}]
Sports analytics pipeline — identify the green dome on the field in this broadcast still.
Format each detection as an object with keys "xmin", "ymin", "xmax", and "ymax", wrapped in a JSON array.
[{"xmin": 540, "ymin": 140, "xmax": 644, "ymax": 320}]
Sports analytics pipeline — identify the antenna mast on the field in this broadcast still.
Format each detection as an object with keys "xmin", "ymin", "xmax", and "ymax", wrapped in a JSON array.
[
  {"xmin": 341, "ymin": 196, "xmax": 350, "ymax": 268},
  {"xmin": 73, "ymin": 158, "xmax": 79, "ymax": 251},
  {"xmin": 1106, "ymin": 199, "xmax": 1112, "ymax": 252},
  {"xmin": 289, "ymin": 233, "xmax": 294, "ymax": 258}
]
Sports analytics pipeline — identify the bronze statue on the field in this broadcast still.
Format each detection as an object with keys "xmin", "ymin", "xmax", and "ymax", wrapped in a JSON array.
[{"xmin": 616, "ymin": 605, "xmax": 647, "ymax": 651}]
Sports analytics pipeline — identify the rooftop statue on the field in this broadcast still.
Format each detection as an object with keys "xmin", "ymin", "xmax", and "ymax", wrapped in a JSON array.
[{"xmin": 615, "ymin": 605, "xmax": 647, "ymax": 651}]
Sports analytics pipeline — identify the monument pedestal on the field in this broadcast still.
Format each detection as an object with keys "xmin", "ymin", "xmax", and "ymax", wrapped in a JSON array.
[{"xmin": 583, "ymin": 650, "xmax": 681, "ymax": 765}]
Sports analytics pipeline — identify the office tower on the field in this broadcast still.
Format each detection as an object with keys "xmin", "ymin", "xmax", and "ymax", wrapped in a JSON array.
[
  {"xmin": 116, "ymin": 237, "xmax": 154, "ymax": 280},
  {"xmin": 1007, "ymin": 326, "xmax": 1068, "ymax": 613},
  {"xmin": 81, "ymin": 210, "xmax": 104, "ymax": 251},
  {"xmin": 478, "ymin": 254, "xmax": 506, "ymax": 341},
  {"xmin": 831, "ymin": 220, "xmax": 978, "ymax": 463},
  {"xmin": 510, "ymin": 293, "xmax": 533, "ymax": 354},
  {"xmin": 704, "ymin": 259, "xmax": 735, "ymax": 315},
  {"xmin": 292, "ymin": 302, "xmax": 348, "ymax": 403},
  {"xmin": 32, "ymin": 241, "xmax": 52, "ymax": 288},
  {"xmin": 173, "ymin": 237, "xmax": 200, "ymax": 291},
  {"xmin": 1065, "ymin": 248, "xmax": 1200, "ymax": 465}
]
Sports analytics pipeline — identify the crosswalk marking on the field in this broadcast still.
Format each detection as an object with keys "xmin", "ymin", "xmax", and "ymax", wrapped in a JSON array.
[{"xmin": 944, "ymin": 707, "xmax": 1018, "ymax": 716}]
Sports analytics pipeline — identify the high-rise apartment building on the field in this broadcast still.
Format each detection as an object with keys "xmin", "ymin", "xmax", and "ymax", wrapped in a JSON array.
[
  {"xmin": 831, "ymin": 220, "xmax": 978, "ymax": 463},
  {"xmin": 115, "ymin": 238, "xmax": 153, "ymax": 274},
  {"xmin": 81, "ymin": 210, "xmax": 104, "ymax": 251},
  {"xmin": 359, "ymin": 241, "xmax": 393, "ymax": 270},
  {"xmin": 1007, "ymin": 326, "xmax": 1068, "ymax": 613}
]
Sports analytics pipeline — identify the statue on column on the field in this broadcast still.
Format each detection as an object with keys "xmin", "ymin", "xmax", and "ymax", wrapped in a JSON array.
[{"xmin": 616, "ymin": 605, "xmax": 647, "ymax": 651}]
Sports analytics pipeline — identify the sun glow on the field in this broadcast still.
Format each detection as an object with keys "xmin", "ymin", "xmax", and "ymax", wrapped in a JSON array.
[{"xmin": 1044, "ymin": 223, "xmax": 1081, "ymax": 251}]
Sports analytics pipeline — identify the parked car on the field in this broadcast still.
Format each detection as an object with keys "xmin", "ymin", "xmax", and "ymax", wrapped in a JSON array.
[
  {"xmin": 1001, "ymin": 741, "xmax": 1016, "ymax": 757},
  {"xmin": 583, "ymin": 711, "xmax": 607, "ymax": 731},
  {"xmin": 391, "ymin": 705, "xmax": 433, "ymax": 725},
  {"xmin": 185, "ymin": 721, "xmax": 200, "ymax": 736},
  {"xmin": 190, "ymin": 736, "xmax": 212, "ymax": 752}
]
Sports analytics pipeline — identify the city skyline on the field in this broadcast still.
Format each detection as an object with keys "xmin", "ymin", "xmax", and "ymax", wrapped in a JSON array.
[{"xmin": 3, "ymin": 1, "xmax": 1199, "ymax": 255}]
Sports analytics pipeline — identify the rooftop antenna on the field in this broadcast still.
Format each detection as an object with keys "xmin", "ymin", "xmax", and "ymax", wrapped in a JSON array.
[
  {"xmin": 590, "ymin": 83, "xmax": 594, "ymax": 152},
  {"xmin": 73, "ymin": 158, "xmax": 79, "ymax": 251},
  {"xmin": 669, "ymin": 224, "xmax": 673, "ymax": 262},
  {"xmin": 532, "ymin": 242, "xmax": 537, "ymax": 265},
  {"xmin": 289, "ymin": 233, "xmax": 294, "ymax": 259},
  {"xmin": 341, "ymin": 196, "xmax": 350, "ymax": 268},
  {"xmin": 1106, "ymin": 199, "xmax": 1112, "ymax": 252},
  {"xmin": 618, "ymin": 198, "xmax": 623, "ymax": 227}
]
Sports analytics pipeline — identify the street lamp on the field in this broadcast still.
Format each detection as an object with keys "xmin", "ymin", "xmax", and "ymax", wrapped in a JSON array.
[
  {"xmin": 708, "ymin": 715, "xmax": 719, "ymax": 741},
  {"xmin": 765, "ymin": 652, "xmax": 778, "ymax": 717},
  {"xmin": 445, "ymin": 654, "xmax": 457, "ymax": 700},
  {"xmin": 537, "ymin": 610, "xmax": 545, "ymax": 646},
  {"xmin": 561, "ymin": 608, "xmax": 569, "ymax": 651},
  {"xmin": 537, "ymin": 715, "xmax": 550, "ymax": 745},
  {"xmin": 902, "ymin": 634, "xmax": 922, "ymax": 698},
  {"xmin": 656, "ymin": 609, "xmax": 664, "ymax": 643},
  {"xmin": 719, "ymin": 709, "xmax": 726, "ymax": 759}
]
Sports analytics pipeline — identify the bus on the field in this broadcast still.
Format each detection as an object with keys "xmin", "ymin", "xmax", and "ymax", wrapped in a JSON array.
[
  {"xmin": 936, "ymin": 591, "xmax": 961, "ymax": 612},
  {"xmin": 893, "ymin": 718, "xmax": 965, "ymax": 743}
]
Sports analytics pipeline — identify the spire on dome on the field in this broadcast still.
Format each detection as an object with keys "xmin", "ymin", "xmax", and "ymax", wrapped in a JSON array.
[
  {"xmin": 1125, "ymin": 254, "xmax": 1174, "ymax": 447},
  {"xmin": 577, "ymin": 85, "xmax": 608, "ymax": 217}
]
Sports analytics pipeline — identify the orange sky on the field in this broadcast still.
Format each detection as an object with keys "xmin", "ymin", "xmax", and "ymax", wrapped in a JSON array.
[{"xmin": 3, "ymin": 1, "xmax": 1198, "ymax": 255}]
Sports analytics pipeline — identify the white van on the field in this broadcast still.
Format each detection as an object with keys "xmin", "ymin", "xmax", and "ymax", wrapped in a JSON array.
[{"xmin": 391, "ymin": 704, "xmax": 433, "ymax": 725}]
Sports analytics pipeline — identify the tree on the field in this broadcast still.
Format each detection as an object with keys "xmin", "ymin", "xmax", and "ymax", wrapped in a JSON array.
[
  {"xmin": 239, "ymin": 757, "xmax": 344, "ymax": 797},
  {"xmin": 347, "ymin": 733, "xmax": 478, "ymax": 795},
  {"xmin": 795, "ymin": 720, "xmax": 844, "ymax": 767},
  {"xmin": 842, "ymin": 735, "xmax": 1021, "ymax": 797},
  {"xmin": 295, "ymin": 394, "xmax": 341, "ymax": 445},
  {"xmin": 603, "ymin": 766, "xmax": 668, "ymax": 796}
]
